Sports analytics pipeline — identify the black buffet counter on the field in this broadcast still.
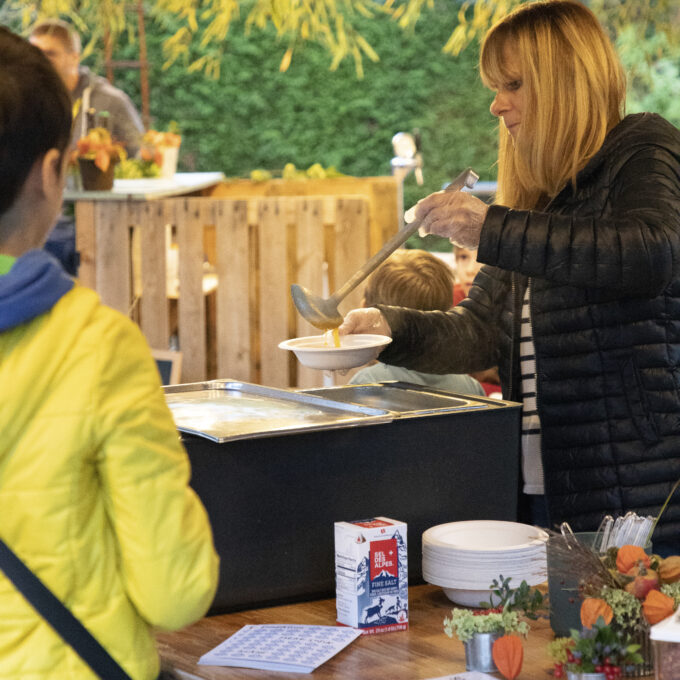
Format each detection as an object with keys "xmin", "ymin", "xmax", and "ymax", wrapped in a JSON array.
[{"xmin": 165, "ymin": 381, "xmax": 521, "ymax": 614}]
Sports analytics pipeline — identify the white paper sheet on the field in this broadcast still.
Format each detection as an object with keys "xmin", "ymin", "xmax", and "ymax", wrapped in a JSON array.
[
  {"xmin": 424, "ymin": 673, "xmax": 498, "ymax": 680},
  {"xmin": 198, "ymin": 624, "xmax": 361, "ymax": 673}
]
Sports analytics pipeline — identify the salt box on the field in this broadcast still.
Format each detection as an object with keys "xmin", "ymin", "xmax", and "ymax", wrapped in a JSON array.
[{"xmin": 334, "ymin": 517, "xmax": 408, "ymax": 634}]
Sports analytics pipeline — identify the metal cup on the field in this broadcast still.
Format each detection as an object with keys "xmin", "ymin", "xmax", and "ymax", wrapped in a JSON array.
[{"xmin": 463, "ymin": 631, "xmax": 501, "ymax": 672}]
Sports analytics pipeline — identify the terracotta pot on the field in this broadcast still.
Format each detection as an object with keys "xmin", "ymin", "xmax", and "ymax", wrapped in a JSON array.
[{"xmin": 78, "ymin": 157, "xmax": 115, "ymax": 191}]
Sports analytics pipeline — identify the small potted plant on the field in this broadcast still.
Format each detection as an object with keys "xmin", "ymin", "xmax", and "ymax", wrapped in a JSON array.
[
  {"xmin": 74, "ymin": 127, "xmax": 126, "ymax": 190},
  {"xmin": 140, "ymin": 125, "xmax": 181, "ymax": 178},
  {"xmin": 548, "ymin": 615, "xmax": 644, "ymax": 680},
  {"xmin": 443, "ymin": 576, "xmax": 544, "ymax": 674}
]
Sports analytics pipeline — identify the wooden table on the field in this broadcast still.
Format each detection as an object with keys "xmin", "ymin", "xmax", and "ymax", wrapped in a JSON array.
[{"xmin": 156, "ymin": 585, "xmax": 555, "ymax": 679}]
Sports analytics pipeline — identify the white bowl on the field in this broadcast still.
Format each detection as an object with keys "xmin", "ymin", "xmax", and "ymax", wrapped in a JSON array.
[
  {"xmin": 441, "ymin": 587, "xmax": 495, "ymax": 608},
  {"xmin": 278, "ymin": 334, "xmax": 392, "ymax": 371}
]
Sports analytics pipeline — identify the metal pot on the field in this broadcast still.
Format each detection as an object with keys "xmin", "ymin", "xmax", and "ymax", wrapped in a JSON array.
[
  {"xmin": 566, "ymin": 673, "xmax": 606, "ymax": 680},
  {"xmin": 463, "ymin": 631, "xmax": 501, "ymax": 673}
]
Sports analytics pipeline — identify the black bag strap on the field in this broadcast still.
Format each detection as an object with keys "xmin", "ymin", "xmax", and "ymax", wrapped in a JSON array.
[{"xmin": 0, "ymin": 537, "xmax": 133, "ymax": 680}]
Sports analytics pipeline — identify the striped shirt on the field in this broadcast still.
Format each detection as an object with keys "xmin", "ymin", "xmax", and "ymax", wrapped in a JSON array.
[{"xmin": 520, "ymin": 281, "xmax": 544, "ymax": 494}]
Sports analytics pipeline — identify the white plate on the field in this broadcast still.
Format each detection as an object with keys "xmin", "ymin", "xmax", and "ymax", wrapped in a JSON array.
[
  {"xmin": 423, "ymin": 520, "xmax": 548, "ymax": 551},
  {"xmin": 422, "ymin": 569, "xmax": 546, "ymax": 590},
  {"xmin": 278, "ymin": 334, "xmax": 392, "ymax": 371},
  {"xmin": 422, "ymin": 544, "xmax": 546, "ymax": 560}
]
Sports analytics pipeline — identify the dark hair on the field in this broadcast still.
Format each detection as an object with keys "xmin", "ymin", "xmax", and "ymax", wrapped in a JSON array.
[
  {"xmin": 0, "ymin": 27, "xmax": 72, "ymax": 215},
  {"xmin": 29, "ymin": 18, "xmax": 82, "ymax": 54}
]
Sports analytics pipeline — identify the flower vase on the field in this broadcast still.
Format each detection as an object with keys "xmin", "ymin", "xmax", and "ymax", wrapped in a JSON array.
[
  {"xmin": 159, "ymin": 145, "xmax": 179, "ymax": 178},
  {"xmin": 463, "ymin": 631, "xmax": 501, "ymax": 673},
  {"xmin": 566, "ymin": 673, "xmax": 606, "ymax": 680},
  {"xmin": 78, "ymin": 158, "xmax": 115, "ymax": 191}
]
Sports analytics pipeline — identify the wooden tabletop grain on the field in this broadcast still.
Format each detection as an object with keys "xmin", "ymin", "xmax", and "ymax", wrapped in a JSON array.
[{"xmin": 156, "ymin": 585, "xmax": 556, "ymax": 679}]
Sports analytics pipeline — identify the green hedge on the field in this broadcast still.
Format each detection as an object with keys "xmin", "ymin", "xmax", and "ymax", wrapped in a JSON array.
[{"xmin": 110, "ymin": 2, "xmax": 499, "ymax": 217}]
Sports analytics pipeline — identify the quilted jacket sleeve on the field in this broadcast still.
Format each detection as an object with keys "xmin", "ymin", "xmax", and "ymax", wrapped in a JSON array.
[
  {"xmin": 478, "ymin": 143, "xmax": 680, "ymax": 297},
  {"xmin": 377, "ymin": 264, "xmax": 505, "ymax": 375},
  {"xmin": 93, "ymin": 312, "xmax": 219, "ymax": 630}
]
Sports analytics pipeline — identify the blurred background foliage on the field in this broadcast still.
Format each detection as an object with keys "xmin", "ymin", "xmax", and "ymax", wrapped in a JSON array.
[
  {"xmin": 3, "ymin": 1, "xmax": 679, "ymax": 251},
  {"xmin": 86, "ymin": 4, "xmax": 503, "ymax": 216}
]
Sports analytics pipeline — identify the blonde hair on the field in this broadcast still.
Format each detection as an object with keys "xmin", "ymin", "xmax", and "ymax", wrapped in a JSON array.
[
  {"xmin": 480, "ymin": 0, "xmax": 626, "ymax": 208},
  {"xmin": 363, "ymin": 249, "xmax": 454, "ymax": 311}
]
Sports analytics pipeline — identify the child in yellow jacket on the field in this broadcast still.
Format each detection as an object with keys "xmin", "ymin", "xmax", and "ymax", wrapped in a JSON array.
[{"xmin": 0, "ymin": 27, "xmax": 219, "ymax": 680}]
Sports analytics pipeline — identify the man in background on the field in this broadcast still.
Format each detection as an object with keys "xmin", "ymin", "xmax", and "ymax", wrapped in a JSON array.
[
  {"xmin": 29, "ymin": 19, "xmax": 145, "ymax": 276},
  {"xmin": 29, "ymin": 19, "xmax": 144, "ymax": 156}
]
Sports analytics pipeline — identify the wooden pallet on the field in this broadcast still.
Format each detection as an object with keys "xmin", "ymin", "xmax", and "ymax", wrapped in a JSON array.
[{"xmin": 75, "ymin": 192, "xmax": 395, "ymax": 388}]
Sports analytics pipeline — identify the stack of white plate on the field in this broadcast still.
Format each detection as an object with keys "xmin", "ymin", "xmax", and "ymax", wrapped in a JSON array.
[{"xmin": 422, "ymin": 520, "xmax": 548, "ymax": 607}]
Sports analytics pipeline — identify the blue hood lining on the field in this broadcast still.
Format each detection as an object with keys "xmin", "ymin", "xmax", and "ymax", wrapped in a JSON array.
[{"xmin": 0, "ymin": 250, "xmax": 74, "ymax": 332}]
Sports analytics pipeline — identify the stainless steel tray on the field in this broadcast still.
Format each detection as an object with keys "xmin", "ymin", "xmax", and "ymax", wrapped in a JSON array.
[
  {"xmin": 164, "ymin": 380, "xmax": 393, "ymax": 443},
  {"xmin": 302, "ymin": 381, "xmax": 493, "ymax": 417}
]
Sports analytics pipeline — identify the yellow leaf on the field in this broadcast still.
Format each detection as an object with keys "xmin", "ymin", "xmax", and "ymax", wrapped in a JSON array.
[
  {"xmin": 355, "ymin": 34, "xmax": 379, "ymax": 62},
  {"xmin": 279, "ymin": 46, "xmax": 294, "ymax": 72}
]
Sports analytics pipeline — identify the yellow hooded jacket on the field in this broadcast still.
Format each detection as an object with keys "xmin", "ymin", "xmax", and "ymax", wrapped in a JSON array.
[{"xmin": 0, "ymin": 263, "xmax": 219, "ymax": 679}]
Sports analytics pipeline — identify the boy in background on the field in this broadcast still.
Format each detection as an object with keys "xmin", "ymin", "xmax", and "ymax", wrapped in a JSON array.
[
  {"xmin": 349, "ymin": 249, "xmax": 485, "ymax": 396},
  {"xmin": 452, "ymin": 245, "xmax": 483, "ymax": 305},
  {"xmin": 452, "ymin": 245, "xmax": 501, "ymax": 397},
  {"xmin": 0, "ymin": 27, "xmax": 218, "ymax": 680}
]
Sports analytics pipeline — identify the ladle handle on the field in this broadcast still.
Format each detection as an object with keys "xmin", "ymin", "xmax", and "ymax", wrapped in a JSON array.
[{"xmin": 330, "ymin": 167, "xmax": 478, "ymax": 304}]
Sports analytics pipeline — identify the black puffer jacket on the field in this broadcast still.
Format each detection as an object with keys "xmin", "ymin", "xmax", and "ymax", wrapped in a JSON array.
[{"xmin": 379, "ymin": 113, "xmax": 680, "ymax": 543}]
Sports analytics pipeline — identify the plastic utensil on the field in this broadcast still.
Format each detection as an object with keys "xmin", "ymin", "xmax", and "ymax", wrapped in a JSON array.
[
  {"xmin": 560, "ymin": 521, "xmax": 580, "ymax": 550},
  {"xmin": 594, "ymin": 515, "xmax": 613, "ymax": 554},
  {"xmin": 290, "ymin": 167, "xmax": 479, "ymax": 330}
]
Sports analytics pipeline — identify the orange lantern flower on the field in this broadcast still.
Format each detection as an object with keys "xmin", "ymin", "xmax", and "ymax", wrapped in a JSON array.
[
  {"xmin": 642, "ymin": 589, "xmax": 676, "ymax": 625},
  {"xmin": 580, "ymin": 597, "xmax": 614, "ymax": 628},
  {"xmin": 492, "ymin": 634, "xmax": 523, "ymax": 680},
  {"xmin": 616, "ymin": 544, "xmax": 651, "ymax": 573}
]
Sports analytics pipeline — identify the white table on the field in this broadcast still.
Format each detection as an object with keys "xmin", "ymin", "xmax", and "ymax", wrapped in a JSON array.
[{"xmin": 64, "ymin": 172, "xmax": 226, "ymax": 202}]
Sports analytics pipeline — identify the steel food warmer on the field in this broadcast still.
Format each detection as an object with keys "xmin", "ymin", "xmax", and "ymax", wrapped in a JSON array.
[{"xmin": 164, "ymin": 380, "xmax": 521, "ymax": 614}]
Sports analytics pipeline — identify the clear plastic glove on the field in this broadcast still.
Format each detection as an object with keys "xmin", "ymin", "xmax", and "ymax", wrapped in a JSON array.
[
  {"xmin": 415, "ymin": 190, "xmax": 489, "ymax": 249},
  {"xmin": 338, "ymin": 307, "xmax": 392, "ymax": 337}
]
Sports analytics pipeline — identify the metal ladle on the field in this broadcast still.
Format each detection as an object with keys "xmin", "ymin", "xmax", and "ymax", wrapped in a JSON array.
[{"xmin": 291, "ymin": 167, "xmax": 480, "ymax": 330}]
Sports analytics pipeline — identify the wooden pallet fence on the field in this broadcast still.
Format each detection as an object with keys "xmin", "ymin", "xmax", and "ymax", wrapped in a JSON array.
[
  {"xmin": 75, "ymin": 195, "xmax": 374, "ymax": 388},
  {"xmin": 209, "ymin": 175, "xmax": 398, "ymax": 256}
]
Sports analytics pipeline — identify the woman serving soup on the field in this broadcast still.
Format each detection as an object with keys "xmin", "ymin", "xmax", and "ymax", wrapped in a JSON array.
[{"xmin": 340, "ymin": 0, "xmax": 680, "ymax": 552}]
